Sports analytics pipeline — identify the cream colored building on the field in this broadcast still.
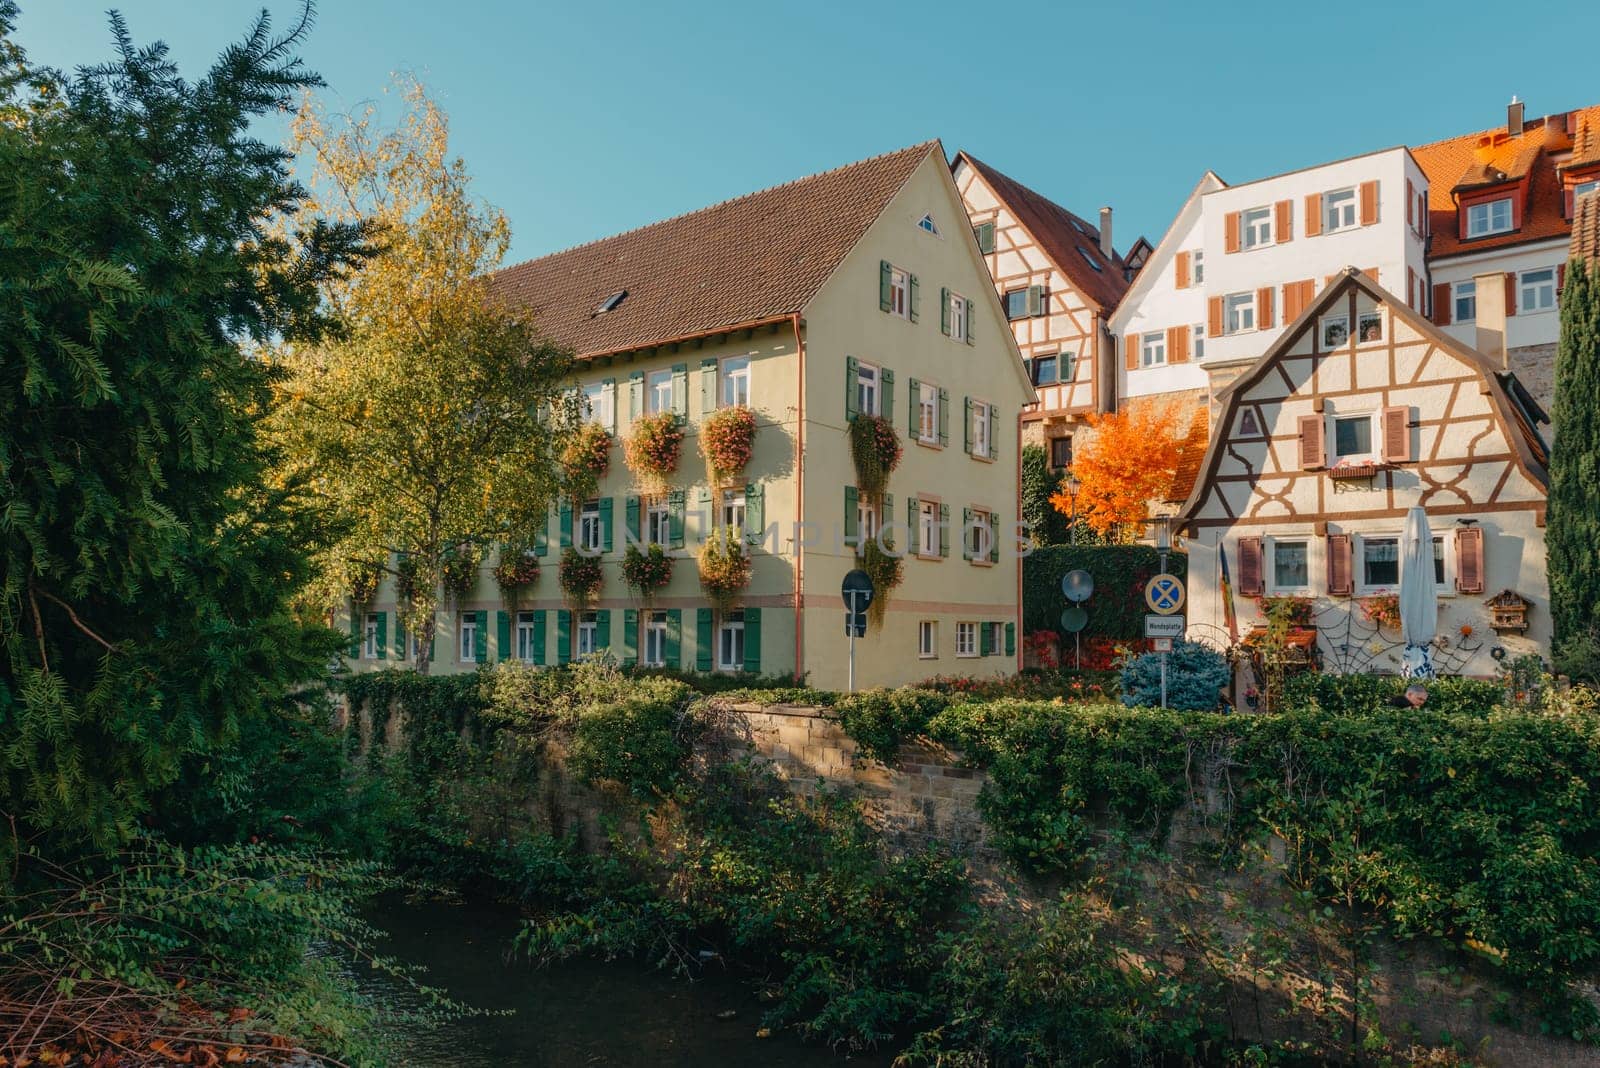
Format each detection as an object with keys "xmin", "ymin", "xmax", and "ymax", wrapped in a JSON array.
[{"xmin": 347, "ymin": 141, "xmax": 1033, "ymax": 690}]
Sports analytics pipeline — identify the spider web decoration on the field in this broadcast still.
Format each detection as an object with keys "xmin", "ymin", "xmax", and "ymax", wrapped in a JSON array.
[{"xmin": 1310, "ymin": 600, "xmax": 1483, "ymax": 675}]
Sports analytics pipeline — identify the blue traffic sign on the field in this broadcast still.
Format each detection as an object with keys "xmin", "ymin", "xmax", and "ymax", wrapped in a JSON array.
[{"xmin": 1144, "ymin": 573, "xmax": 1186, "ymax": 615}]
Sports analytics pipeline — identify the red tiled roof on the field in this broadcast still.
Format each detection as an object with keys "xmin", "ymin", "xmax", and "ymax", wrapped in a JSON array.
[
  {"xmin": 1573, "ymin": 191, "xmax": 1600, "ymax": 271},
  {"xmin": 953, "ymin": 152, "xmax": 1131, "ymax": 315},
  {"xmin": 1165, "ymin": 405, "xmax": 1209, "ymax": 504},
  {"xmin": 488, "ymin": 142, "xmax": 938, "ymax": 357},
  {"xmin": 1412, "ymin": 106, "xmax": 1600, "ymax": 257},
  {"xmin": 1570, "ymin": 111, "xmax": 1600, "ymax": 169}
]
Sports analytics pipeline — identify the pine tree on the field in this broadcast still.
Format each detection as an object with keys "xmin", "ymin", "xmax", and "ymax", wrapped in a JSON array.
[
  {"xmin": 0, "ymin": 2, "xmax": 373, "ymax": 845},
  {"xmin": 1549, "ymin": 255, "xmax": 1600, "ymax": 646}
]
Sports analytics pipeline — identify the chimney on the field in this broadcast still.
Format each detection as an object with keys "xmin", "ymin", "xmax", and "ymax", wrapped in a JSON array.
[
  {"xmin": 1473, "ymin": 269, "xmax": 1509, "ymax": 368},
  {"xmin": 1098, "ymin": 206, "xmax": 1114, "ymax": 259},
  {"xmin": 1507, "ymin": 96, "xmax": 1524, "ymax": 137}
]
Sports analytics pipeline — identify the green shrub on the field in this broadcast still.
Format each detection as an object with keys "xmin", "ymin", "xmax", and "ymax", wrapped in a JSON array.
[
  {"xmin": 1281, "ymin": 672, "xmax": 1504, "ymax": 717},
  {"xmin": 567, "ymin": 675, "xmax": 694, "ymax": 800},
  {"xmin": 1021, "ymin": 544, "xmax": 1186, "ymax": 638},
  {"xmin": 832, "ymin": 688, "xmax": 953, "ymax": 764},
  {"xmin": 1120, "ymin": 640, "xmax": 1231, "ymax": 711}
]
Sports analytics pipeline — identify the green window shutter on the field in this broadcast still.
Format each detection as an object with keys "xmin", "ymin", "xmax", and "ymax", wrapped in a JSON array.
[
  {"xmin": 879, "ymin": 260, "xmax": 893, "ymax": 312},
  {"xmin": 665, "ymin": 609, "xmax": 681, "ymax": 668},
  {"xmin": 938, "ymin": 387, "xmax": 949, "ymax": 447},
  {"xmin": 496, "ymin": 610, "xmax": 511, "ymax": 661},
  {"xmin": 596, "ymin": 609, "xmax": 611, "ymax": 650},
  {"xmin": 697, "ymin": 486, "xmax": 713, "ymax": 536},
  {"xmin": 988, "ymin": 407, "xmax": 1000, "ymax": 465},
  {"xmin": 696, "ymin": 608, "xmax": 714, "ymax": 671},
  {"xmin": 963, "ymin": 397, "xmax": 973, "ymax": 454},
  {"xmin": 629, "ymin": 371, "xmax": 644, "ymax": 420},
  {"xmin": 844, "ymin": 485, "xmax": 858, "ymax": 542},
  {"xmin": 672, "ymin": 363, "xmax": 689, "ymax": 419},
  {"xmin": 908, "ymin": 274, "xmax": 919, "ymax": 322},
  {"xmin": 700, "ymin": 357, "xmax": 718, "ymax": 415},
  {"xmin": 602, "ymin": 378, "xmax": 618, "ymax": 432},
  {"xmin": 744, "ymin": 482, "xmax": 764, "ymax": 540},
  {"xmin": 742, "ymin": 607, "xmax": 762, "ymax": 674},
  {"xmin": 533, "ymin": 610, "xmax": 547, "ymax": 665},
  {"xmin": 989, "ymin": 512, "xmax": 1000, "ymax": 564},
  {"xmin": 882, "ymin": 494, "xmax": 893, "ymax": 546},
  {"xmin": 534, "ymin": 507, "xmax": 550, "ymax": 557},
  {"xmin": 1026, "ymin": 285, "xmax": 1043, "ymax": 317},
  {"xmin": 623, "ymin": 609, "xmax": 639, "ymax": 664},
  {"xmin": 625, "ymin": 495, "xmax": 641, "ymax": 545},
  {"xmin": 965, "ymin": 298, "xmax": 976, "ymax": 346},
  {"xmin": 376, "ymin": 612, "xmax": 388, "ymax": 660},
  {"xmin": 557, "ymin": 610, "xmax": 572, "ymax": 665},
  {"xmin": 474, "ymin": 611, "xmax": 488, "ymax": 663},
  {"xmin": 907, "ymin": 377, "xmax": 920, "ymax": 436},
  {"xmin": 939, "ymin": 504, "xmax": 950, "ymax": 558},
  {"xmin": 600, "ymin": 496, "xmax": 615, "ymax": 552},
  {"xmin": 394, "ymin": 617, "xmax": 407, "ymax": 662},
  {"xmin": 962, "ymin": 507, "xmax": 974, "ymax": 559},
  {"xmin": 975, "ymin": 222, "xmax": 995, "ymax": 254},
  {"xmin": 559, "ymin": 503, "xmax": 574, "ymax": 549},
  {"xmin": 845, "ymin": 355, "xmax": 859, "ymax": 422},
  {"xmin": 907, "ymin": 496, "xmax": 918, "ymax": 539},
  {"xmin": 1005, "ymin": 622, "xmax": 1016, "ymax": 657},
  {"xmin": 980, "ymin": 622, "xmax": 992, "ymax": 656},
  {"xmin": 429, "ymin": 616, "xmax": 437, "ymax": 661},
  {"xmin": 940, "ymin": 287, "xmax": 950, "ymax": 335},
  {"xmin": 348, "ymin": 611, "xmax": 361, "ymax": 659},
  {"xmin": 668, "ymin": 489, "xmax": 686, "ymax": 548},
  {"xmin": 881, "ymin": 369, "xmax": 894, "ymax": 420}
]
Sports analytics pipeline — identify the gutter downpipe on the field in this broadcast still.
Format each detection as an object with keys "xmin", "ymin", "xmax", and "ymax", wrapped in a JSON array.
[{"xmin": 791, "ymin": 313, "xmax": 806, "ymax": 681}]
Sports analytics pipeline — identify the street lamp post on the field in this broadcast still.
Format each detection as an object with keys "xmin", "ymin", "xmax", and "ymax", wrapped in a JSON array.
[{"xmin": 1064, "ymin": 475, "xmax": 1081, "ymax": 545}]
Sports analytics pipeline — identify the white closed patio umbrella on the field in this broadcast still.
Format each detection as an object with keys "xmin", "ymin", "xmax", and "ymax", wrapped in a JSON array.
[{"xmin": 1398, "ymin": 506, "xmax": 1438, "ymax": 679}]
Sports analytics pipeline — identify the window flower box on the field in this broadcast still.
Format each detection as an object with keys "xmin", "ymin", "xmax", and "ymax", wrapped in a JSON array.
[{"xmin": 1328, "ymin": 461, "xmax": 1388, "ymax": 481}]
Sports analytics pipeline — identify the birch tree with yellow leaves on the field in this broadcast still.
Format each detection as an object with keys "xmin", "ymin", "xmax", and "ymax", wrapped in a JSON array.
[{"xmin": 270, "ymin": 77, "xmax": 576, "ymax": 670}]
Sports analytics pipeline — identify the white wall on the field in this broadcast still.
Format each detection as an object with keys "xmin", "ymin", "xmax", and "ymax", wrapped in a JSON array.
[{"xmin": 1432, "ymin": 237, "xmax": 1569, "ymax": 353}]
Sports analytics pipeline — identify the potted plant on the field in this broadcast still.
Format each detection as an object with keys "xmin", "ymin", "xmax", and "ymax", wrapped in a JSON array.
[
  {"xmin": 562, "ymin": 422, "xmax": 613, "ymax": 503},
  {"xmin": 701, "ymin": 405, "xmax": 757, "ymax": 483},
  {"xmin": 441, "ymin": 544, "xmax": 482, "ymax": 604},
  {"xmin": 559, "ymin": 546, "xmax": 603, "ymax": 606},
  {"xmin": 848, "ymin": 414, "xmax": 901, "ymax": 498},
  {"xmin": 698, "ymin": 527, "xmax": 752, "ymax": 612},
  {"xmin": 493, "ymin": 545, "xmax": 540, "ymax": 599},
  {"xmin": 621, "ymin": 542, "xmax": 674, "ymax": 600},
  {"xmin": 624, "ymin": 412, "xmax": 685, "ymax": 493},
  {"xmin": 1359, "ymin": 593, "xmax": 1402, "ymax": 631}
]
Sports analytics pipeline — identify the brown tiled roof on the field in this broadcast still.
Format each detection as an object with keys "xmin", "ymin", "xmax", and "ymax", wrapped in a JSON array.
[
  {"xmin": 1573, "ymin": 190, "xmax": 1600, "ymax": 271},
  {"xmin": 1165, "ymin": 405, "xmax": 1210, "ymax": 504},
  {"xmin": 1412, "ymin": 106, "xmax": 1600, "ymax": 257},
  {"xmin": 1569, "ymin": 111, "xmax": 1600, "ymax": 169},
  {"xmin": 488, "ymin": 142, "xmax": 938, "ymax": 357},
  {"xmin": 953, "ymin": 152, "xmax": 1131, "ymax": 315}
]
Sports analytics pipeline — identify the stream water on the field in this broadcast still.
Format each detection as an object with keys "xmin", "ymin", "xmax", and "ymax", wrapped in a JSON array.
[{"xmin": 353, "ymin": 894, "xmax": 888, "ymax": 1067}]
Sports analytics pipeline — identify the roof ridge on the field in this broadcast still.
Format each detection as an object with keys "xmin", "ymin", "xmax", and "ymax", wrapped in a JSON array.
[
  {"xmin": 1408, "ymin": 103, "xmax": 1600, "ymax": 152},
  {"xmin": 493, "ymin": 140, "xmax": 940, "ymax": 276}
]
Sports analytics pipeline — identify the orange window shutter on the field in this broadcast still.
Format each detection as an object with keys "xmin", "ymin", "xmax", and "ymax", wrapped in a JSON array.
[
  {"xmin": 1125, "ymin": 333, "xmax": 1139, "ymax": 371},
  {"xmin": 1432, "ymin": 282, "xmax": 1452, "ymax": 325},
  {"xmin": 1225, "ymin": 211, "xmax": 1241, "ymax": 253},
  {"xmin": 1326, "ymin": 533, "xmax": 1353, "ymax": 596},
  {"xmin": 1238, "ymin": 537, "xmax": 1263, "ymax": 597},
  {"xmin": 1305, "ymin": 193, "xmax": 1323, "ymax": 237},
  {"xmin": 1301, "ymin": 279, "xmax": 1316, "ymax": 313},
  {"xmin": 1275, "ymin": 200, "xmax": 1293, "ymax": 243},
  {"xmin": 1455, "ymin": 527, "xmax": 1484, "ymax": 594},
  {"xmin": 1505, "ymin": 272, "xmax": 1518, "ymax": 316},
  {"xmin": 1207, "ymin": 296, "xmax": 1225, "ymax": 338},
  {"xmin": 1284, "ymin": 281, "xmax": 1300, "ymax": 322},
  {"xmin": 1381, "ymin": 406, "xmax": 1411, "ymax": 463},
  {"xmin": 1167, "ymin": 325, "xmax": 1188, "ymax": 363},
  {"xmin": 1558, "ymin": 263, "xmax": 1566, "ymax": 294},
  {"xmin": 1405, "ymin": 178, "xmax": 1414, "ymax": 226},
  {"xmin": 1175, "ymin": 251, "xmax": 1190, "ymax": 289},
  {"xmin": 1297, "ymin": 413, "xmax": 1324, "ymax": 470},
  {"xmin": 1359, "ymin": 180, "xmax": 1379, "ymax": 225},
  {"xmin": 1257, "ymin": 286, "xmax": 1275, "ymax": 329}
]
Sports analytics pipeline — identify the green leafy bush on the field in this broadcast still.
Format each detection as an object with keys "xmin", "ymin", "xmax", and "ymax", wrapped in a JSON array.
[
  {"xmin": 566, "ymin": 674, "xmax": 694, "ymax": 800},
  {"xmin": 1282, "ymin": 672, "xmax": 1505, "ymax": 717},
  {"xmin": 1120, "ymin": 639, "xmax": 1231, "ymax": 711},
  {"xmin": 832, "ymin": 688, "xmax": 953, "ymax": 765},
  {"xmin": 1021, "ymin": 544, "xmax": 1186, "ymax": 638}
]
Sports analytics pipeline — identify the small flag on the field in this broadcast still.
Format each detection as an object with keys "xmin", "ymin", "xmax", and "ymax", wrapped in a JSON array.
[{"xmin": 1219, "ymin": 543, "xmax": 1239, "ymax": 643}]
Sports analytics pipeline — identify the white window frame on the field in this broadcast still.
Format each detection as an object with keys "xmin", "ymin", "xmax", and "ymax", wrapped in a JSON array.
[
  {"xmin": 646, "ymin": 369, "xmax": 673, "ymax": 414},
  {"xmin": 1191, "ymin": 250, "xmax": 1204, "ymax": 283},
  {"xmin": 1266, "ymin": 537, "xmax": 1312, "ymax": 596},
  {"xmin": 888, "ymin": 266, "xmax": 910, "ymax": 319},
  {"xmin": 1225, "ymin": 292, "xmax": 1256, "ymax": 334},
  {"xmin": 515, "ymin": 611, "xmax": 538, "ymax": 662},
  {"xmin": 409, "ymin": 614, "xmax": 434, "ymax": 660},
  {"xmin": 918, "ymin": 620, "xmax": 937, "ymax": 659},
  {"xmin": 1141, "ymin": 333, "xmax": 1167, "ymax": 367},
  {"xmin": 362, "ymin": 613, "xmax": 379, "ymax": 659},
  {"xmin": 856, "ymin": 360, "xmax": 881, "ymax": 417},
  {"xmin": 576, "ymin": 611, "xmax": 598, "ymax": 659},
  {"xmin": 645, "ymin": 498, "xmax": 671, "ymax": 546},
  {"xmin": 581, "ymin": 381, "xmax": 612, "ymax": 427},
  {"xmin": 1432, "ymin": 534, "xmax": 1456, "ymax": 595},
  {"xmin": 1324, "ymin": 187, "xmax": 1358, "ymax": 232},
  {"xmin": 955, "ymin": 621, "xmax": 977, "ymax": 658},
  {"xmin": 971, "ymin": 400, "xmax": 992, "ymax": 459},
  {"xmin": 1192, "ymin": 324, "xmax": 1205, "ymax": 361},
  {"xmin": 1320, "ymin": 314, "xmax": 1349, "ymax": 348},
  {"xmin": 1465, "ymin": 198, "xmax": 1513, "ymax": 238},
  {"xmin": 1575, "ymin": 179, "xmax": 1600, "ymax": 207},
  {"xmin": 721, "ymin": 488, "xmax": 745, "ymax": 531},
  {"xmin": 967, "ymin": 507, "xmax": 993, "ymax": 561},
  {"xmin": 917, "ymin": 381, "xmax": 938, "ymax": 444},
  {"xmin": 984, "ymin": 622, "xmax": 1005, "ymax": 656},
  {"xmin": 1453, "ymin": 280, "xmax": 1477, "ymax": 323},
  {"xmin": 1520, "ymin": 268, "xmax": 1556, "ymax": 313},
  {"xmin": 1241, "ymin": 206, "xmax": 1272, "ymax": 248},
  {"xmin": 459, "ymin": 614, "xmax": 477, "ymax": 662},
  {"xmin": 720, "ymin": 355, "xmax": 751, "ymax": 408},
  {"xmin": 579, "ymin": 499, "xmax": 603, "ymax": 553},
  {"xmin": 949, "ymin": 291, "xmax": 968, "ymax": 342},
  {"xmin": 1330, "ymin": 410, "xmax": 1379, "ymax": 466},
  {"xmin": 717, "ymin": 610, "xmax": 745, "ymax": 672},
  {"xmin": 643, "ymin": 610, "xmax": 668, "ymax": 668},
  {"xmin": 1354, "ymin": 533, "xmax": 1402, "ymax": 596},
  {"xmin": 918, "ymin": 499, "xmax": 940, "ymax": 557},
  {"xmin": 857, "ymin": 495, "xmax": 879, "ymax": 545},
  {"xmin": 1357, "ymin": 311, "xmax": 1384, "ymax": 344}
]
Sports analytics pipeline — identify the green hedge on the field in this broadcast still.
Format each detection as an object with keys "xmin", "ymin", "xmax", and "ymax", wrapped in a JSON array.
[{"xmin": 1022, "ymin": 544, "xmax": 1186, "ymax": 638}]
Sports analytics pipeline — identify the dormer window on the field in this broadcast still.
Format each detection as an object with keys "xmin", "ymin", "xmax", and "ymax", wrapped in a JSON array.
[
  {"xmin": 1465, "ymin": 198, "xmax": 1513, "ymax": 238},
  {"xmin": 1576, "ymin": 179, "xmax": 1600, "ymax": 207},
  {"xmin": 595, "ymin": 290, "xmax": 628, "ymax": 314}
]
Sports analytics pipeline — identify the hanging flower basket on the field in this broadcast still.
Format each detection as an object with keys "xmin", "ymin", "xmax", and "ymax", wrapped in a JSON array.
[
  {"xmin": 559, "ymin": 546, "xmax": 603, "ymax": 606},
  {"xmin": 493, "ymin": 548, "xmax": 541, "ymax": 592},
  {"xmin": 395, "ymin": 554, "xmax": 424, "ymax": 606},
  {"xmin": 848, "ymin": 414, "xmax": 902, "ymax": 498},
  {"xmin": 1256, "ymin": 595, "xmax": 1315, "ymax": 628},
  {"xmin": 350, "ymin": 560, "xmax": 384, "ymax": 605},
  {"xmin": 624, "ymin": 412, "xmax": 685, "ymax": 493},
  {"xmin": 621, "ymin": 543, "xmax": 674, "ymax": 599},
  {"xmin": 562, "ymin": 422, "xmax": 613, "ymax": 503},
  {"xmin": 1359, "ymin": 593, "xmax": 1402, "ymax": 631},
  {"xmin": 701, "ymin": 405, "xmax": 757, "ymax": 483},
  {"xmin": 856, "ymin": 532, "xmax": 903, "ymax": 624},
  {"xmin": 699, "ymin": 528, "xmax": 752, "ymax": 612},
  {"xmin": 441, "ymin": 544, "xmax": 482, "ymax": 602}
]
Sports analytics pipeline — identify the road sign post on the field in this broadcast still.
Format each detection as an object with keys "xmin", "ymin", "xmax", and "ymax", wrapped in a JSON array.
[
  {"xmin": 1144, "ymin": 569, "xmax": 1186, "ymax": 710},
  {"xmin": 841, "ymin": 570, "xmax": 875, "ymax": 693},
  {"xmin": 1060, "ymin": 570, "xmax": 1094, "ymax": 671}
]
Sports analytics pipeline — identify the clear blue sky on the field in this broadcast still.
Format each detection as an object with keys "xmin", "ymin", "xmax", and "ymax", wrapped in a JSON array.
[{"xmin": 16, "ymin": 1, "xmax": 1600, "ymax": 268}]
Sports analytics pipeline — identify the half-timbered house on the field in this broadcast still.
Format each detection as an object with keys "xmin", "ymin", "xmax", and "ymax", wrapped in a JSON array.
[{"xmin": 1176, "ymin": 268, "xmax": 1551, "ymax": 677}]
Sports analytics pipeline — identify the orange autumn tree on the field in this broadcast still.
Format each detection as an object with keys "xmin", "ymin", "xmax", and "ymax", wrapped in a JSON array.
[{"xmin": 1053, "ymin": 399, "xmax": 1184, "ymax": 538}]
